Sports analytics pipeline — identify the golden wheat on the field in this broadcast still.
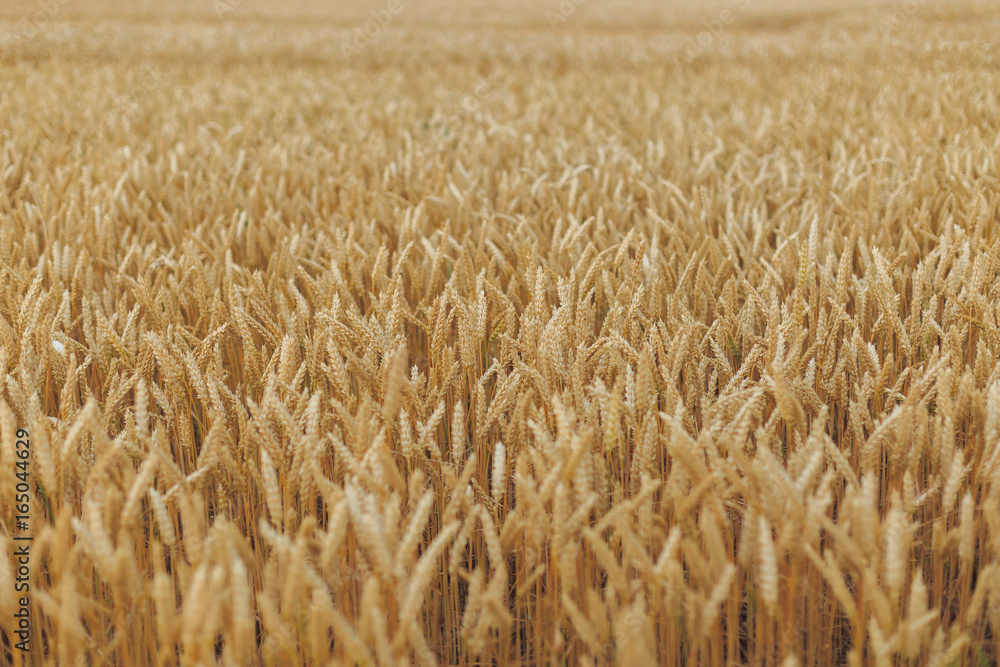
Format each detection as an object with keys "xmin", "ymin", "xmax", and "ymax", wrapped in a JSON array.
[{"xmin": 1, "ymin": 0, "xmax": 1000, "ymax": 664}]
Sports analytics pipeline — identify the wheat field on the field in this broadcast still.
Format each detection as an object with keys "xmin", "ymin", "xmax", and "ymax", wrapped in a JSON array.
[{"xmin": 1, "ymin": 1, "xmax": 1000, "ymax": 665}]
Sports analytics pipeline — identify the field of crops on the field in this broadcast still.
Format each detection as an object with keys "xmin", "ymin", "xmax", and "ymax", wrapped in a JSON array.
[{"xmin": 2, "ymin": 1, "xmax": 1000, "ymax": 664}]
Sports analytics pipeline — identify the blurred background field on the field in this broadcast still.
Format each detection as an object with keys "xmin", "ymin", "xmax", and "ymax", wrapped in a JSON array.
[{"xmin": 2, "ymin": 0, "xmax": 1000, "ymax": 665}]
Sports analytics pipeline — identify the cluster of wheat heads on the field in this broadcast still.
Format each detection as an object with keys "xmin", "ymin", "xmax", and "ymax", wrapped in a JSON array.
[{"xmin": 1, "ymin": 8, "xmax": 1000, "ymax": 666}]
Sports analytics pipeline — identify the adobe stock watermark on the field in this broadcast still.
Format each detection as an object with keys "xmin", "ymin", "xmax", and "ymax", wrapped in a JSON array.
[
  {"xmin": 416, "ymin": 71, "xmax": 504, "ymax": 158},
  {"xmin": 99, "ymin": 64, "xmax": 163, "ymax": 137},
  {"xmin": 12, "ymin": 428, "xmax": 33, "ymax": 653},
  {"xmin": 680, "ymin": 0, "xmax": 751, "ymax": 63},
  {"xmin": 876, "ymin": 0, "xmax": 928, "ymax": 39},
  {"xmin": 214, "ymin": 0, "xmax": 245, "ymax": 19},
  {"xmin": 600, "ymin": 605, "xmax": 645, "ymax": 657},
  {"xmin": 546, "ymin": 0, "xmax": 588, "ymax": 28},
  {"xmin": 341, "ymin": 1, "xmax": 404, "ymax": 59},
  {"xmin": 7, "ymin": 0, "xmax": 72, "ymax": 42}
]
